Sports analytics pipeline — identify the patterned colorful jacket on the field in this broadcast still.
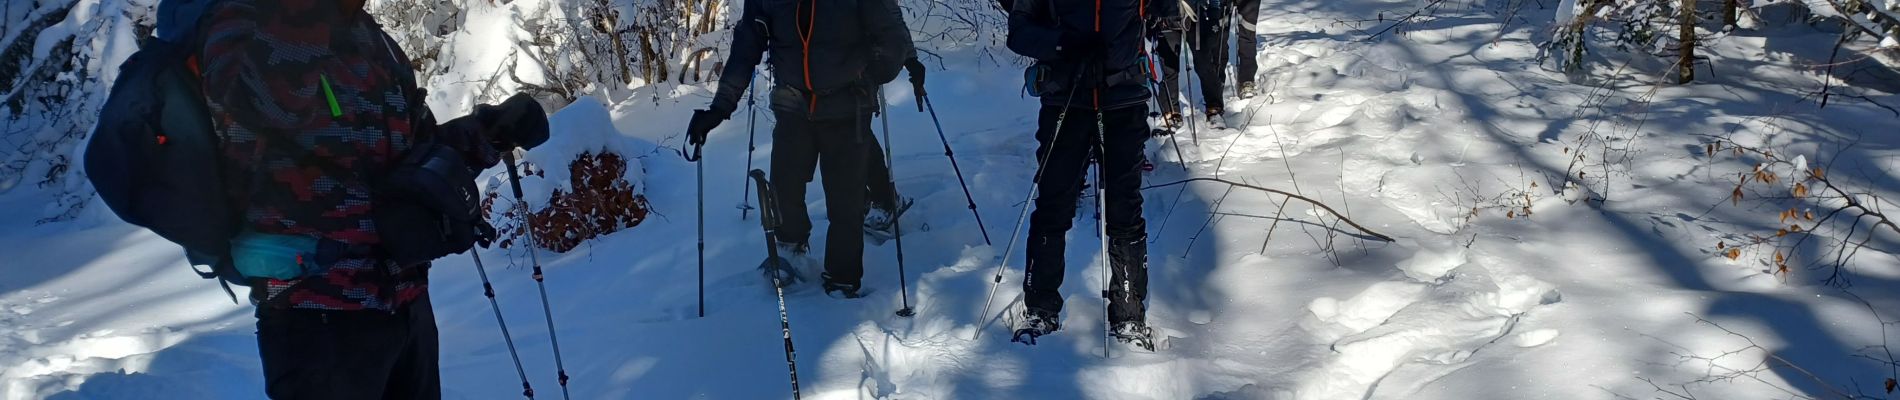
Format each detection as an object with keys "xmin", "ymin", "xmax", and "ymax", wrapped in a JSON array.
[{"xmin": 200, "ymin": 0, "xmax": 485, "ymax": 311}]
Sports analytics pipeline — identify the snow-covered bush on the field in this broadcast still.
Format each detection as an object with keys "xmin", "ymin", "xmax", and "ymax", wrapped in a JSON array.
[
  {"xmin": 482, "ymin": 97, "xmax": 653, "ymax": 254},
  {"xmin": 1, "ymin": 0, "xmax": 151, "ymax": 223},
  {"xmin": 1544, "ymin": 0, "xmax": 1900, "ymax": 81},
  {"xmin": 1704, "ymin": 134, "xmax": 1899, "ymax": 287}
]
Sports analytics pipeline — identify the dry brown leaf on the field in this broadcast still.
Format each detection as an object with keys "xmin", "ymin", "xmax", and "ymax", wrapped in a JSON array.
[
  {"xmin": 1805, "ymin": 211, "xmax": 1815, "ymax": 221},
  {"xmin": 1792, "ymin": 183, "xmax": 1809, "ymax": 198},
  {"xmin": 1726, "ymin": 248, "xmax": 1742, "ymax": 260},
  {"xmin": 1884, "ymin": 378, "xmax": 1894, "ymax": 393}
]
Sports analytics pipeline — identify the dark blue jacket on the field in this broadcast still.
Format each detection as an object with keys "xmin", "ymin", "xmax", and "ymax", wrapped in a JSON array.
[
  {"xmin": 711, "ymin": 0, "xmax": 915, "ymax": 120},
  {"xmin": 1008, "ymin": 0, "xmax": 1172, "ymax": 110}
]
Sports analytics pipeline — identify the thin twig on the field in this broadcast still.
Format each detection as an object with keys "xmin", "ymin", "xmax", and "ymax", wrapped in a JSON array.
[{"xmin": 1143, "ymin": 178, "xmax": 1396, "ymax": 242}]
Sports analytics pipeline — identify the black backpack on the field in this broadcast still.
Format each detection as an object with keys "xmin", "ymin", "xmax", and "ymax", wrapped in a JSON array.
[{"xmin": 85, "ymin": 0, "xmax": 245, "ymax": 299}]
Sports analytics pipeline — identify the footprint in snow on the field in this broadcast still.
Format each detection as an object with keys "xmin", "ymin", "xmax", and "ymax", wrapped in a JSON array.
[{"xmin": 1292, "ymin": 249, "xmax": 1561, "ymax": 400}]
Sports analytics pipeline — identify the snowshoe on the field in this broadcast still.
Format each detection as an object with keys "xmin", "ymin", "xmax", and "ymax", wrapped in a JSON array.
[
  {"xmin": 863, "ymin": 196, "xmax": 914, "ymax": 244},
  {"xmin": 1204, "ymin": 107, "xmax": 1228, "ymax": 130},
  {"xmin": 759, "ymin": 256, "xmax": 800, "ymax": 288},
  {"xmin": 1110, "ymin": 321, "xmax": 1158, "ymax": 352},
  {"xmin": 1238, "ymin": 81, "xmax": 1257, "ymax": 100},
  {"xmin": 1150, "ymin": 111, "xmax": 1183, "ymax": 137},
  {"xmin": 821, "ymin": 273, "xmax": 866, "ymax": 299},
  {"xmin": 1010, "ymin": 309, "xmax": 1062, "ymax": 345}
]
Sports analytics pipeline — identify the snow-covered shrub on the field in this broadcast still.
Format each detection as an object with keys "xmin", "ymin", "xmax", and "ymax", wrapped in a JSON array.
[
  {"xmin": 486, "ymin": 151, "xmax": 651, "ymax": 253},
  {"xmin": 1703, "ymin": 136, "xmax": 1899, "ymax": 287},
  {"xmin": 1544, "ymin": 0, "xmax": 1685, "ymax": 73},
  {"xmin": 482, "ymin": 97, "xmax": 652, "ymax": 254},
  {"xmin": 2, "ymin": 0, "xmax": 152, "ymax": 222},
  {"xmin": 1544, "ymin": 0, "xmax": 1900, "ymax": 78}
]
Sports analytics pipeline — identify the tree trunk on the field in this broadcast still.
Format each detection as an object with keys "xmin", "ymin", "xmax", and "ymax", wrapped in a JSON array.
[
  {"xmin": 1722, "ymin": 0, "xmax": 1738, "ymax": 29},
  {"xmin": 1679, "ymin": 0, "xmax": 1698, "ymax": 84}
]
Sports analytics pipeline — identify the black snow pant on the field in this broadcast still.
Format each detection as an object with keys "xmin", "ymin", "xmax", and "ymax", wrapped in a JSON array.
[
  {"xmin": 864, "ymin": 134, "xmax": 898, "ymax": 213},
  {"xmin": 772, "ymin": 109, "xmax": 872, "ymax": 286},
  {"xmin": 1023, "ymin": 104, "xmax": 1151, "ymax": 325},
  {"xmin": 1191, "ymin": 0, "xmax": 1260, "ymax": 112},
  {"xmin": 257, "ymin": 294, "xmax": 440, "ymax": 400}
]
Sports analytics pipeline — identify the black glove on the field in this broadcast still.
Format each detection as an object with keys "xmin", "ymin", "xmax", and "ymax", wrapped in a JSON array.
[
  {"xmin": 687, "ymin": 109, "xmax": 728, "ymax": 149},
  {"xmin": 905, "ymin": 58, "xmax": 927, "ymax": 96},
  {"xmin": 482, "ymin": 93, "xmax": 550, "ymax": 151},
  {"xmin": 1057, "ymin": 31, "xmax": 1104, "ymax": 61}
]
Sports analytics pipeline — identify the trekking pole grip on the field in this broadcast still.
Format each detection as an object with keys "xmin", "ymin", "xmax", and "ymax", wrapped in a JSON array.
[
  {"xmin": 502, "ymin": 151, "xmax": 528, "ymax": 200},
  {"xmin": 684, "ymin": 142, "xmax": 703, "ymax": 162}
]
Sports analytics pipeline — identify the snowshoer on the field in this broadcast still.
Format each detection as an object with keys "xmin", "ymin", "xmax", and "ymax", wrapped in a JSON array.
[
  {"xmin": 1006, "ymin": 0, "xmax": 1169, "ymax": 346},
  {"xmin": 1188, "ymin": 0, "xmax": 1261, "ymax": 123},
  {"xmin": 1148, "ymin": 0, "xmax": 1190, "ymax": 133},
  {"xmin": 140, "ymin": 0, "xmax": 552, "ymax": 397},
  {"xmin": 686, "ymin": 0, "xmax": 917, "ymax": 298}
]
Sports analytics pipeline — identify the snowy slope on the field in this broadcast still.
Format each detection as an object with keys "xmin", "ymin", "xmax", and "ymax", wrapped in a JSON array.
[{"xmin": 6, "ymin": 0, "xmax": 1900, "ymax": 399}]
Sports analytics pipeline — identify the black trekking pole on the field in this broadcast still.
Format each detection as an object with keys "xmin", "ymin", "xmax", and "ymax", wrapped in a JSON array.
[
  {"xmin": 917, "ymin": 93, "xmax": 992, "ymax": 246},
  {"xmin": 469, "ymin": 252, "xmax": 535, "ymax": 399},
  {"xmin": 1183, "ymin": 10, "xmax": 1209, "ymax": 146},
  {"xmin": 739, "ymin": 74, "xmax": 760, "ymax": 220},
  {"xmin": 1144, "ymin": 33, "xmax": 1189, "ymax": 172},
  {"xmin": 1091, "ymin": 93, "xmax": 1115, "ymax": 359},
  {"xmin": 693, "ymin": 139, "xmax": 707, "ymax": 318},
  {"xmin": 749, "ymin": 170, "xmax": 805, "ymax": 400},
  {"xmin": 501, "ymin": 152, "xmax": 574, "ymax": 400},
  {"xmin": 878, "ymin": 90, "xmax": 916, "ymax": 318}
]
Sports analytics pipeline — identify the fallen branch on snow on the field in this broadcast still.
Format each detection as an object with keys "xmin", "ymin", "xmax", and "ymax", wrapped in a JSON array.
[{"xmin": 1142, "ymin": 177, "xmax": 1396, "ymax": 243}]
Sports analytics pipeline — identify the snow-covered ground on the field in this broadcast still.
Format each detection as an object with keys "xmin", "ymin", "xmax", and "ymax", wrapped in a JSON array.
[{"xmin": 5, "ymin": 0, "xmax": 1900, "ymax": 398}]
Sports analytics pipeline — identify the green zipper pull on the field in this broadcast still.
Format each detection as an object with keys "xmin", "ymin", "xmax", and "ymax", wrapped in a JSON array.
[{"xmin": 319, "ymin": 74, "xmax": 342, "ymax": 118}]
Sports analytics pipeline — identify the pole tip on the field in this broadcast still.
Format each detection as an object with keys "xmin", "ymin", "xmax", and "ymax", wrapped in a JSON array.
[{"xmin": 895, "ymin": 308, "xmax": 916, "ymax": 317}]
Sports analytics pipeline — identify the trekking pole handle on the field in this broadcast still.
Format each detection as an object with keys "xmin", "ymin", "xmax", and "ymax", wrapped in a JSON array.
[
  {"xmin": 503, "ymin": 151, "xmax": 528, "ymax": 200},
  {"xmin": 684, "ymin": 143, "xmax": 703, "ymax": 162}
]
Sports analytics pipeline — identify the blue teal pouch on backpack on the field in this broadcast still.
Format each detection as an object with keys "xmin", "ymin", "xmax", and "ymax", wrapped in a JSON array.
[{"xmin": 229, "ymin": 232, "xmax": 321, "ymax": 280}]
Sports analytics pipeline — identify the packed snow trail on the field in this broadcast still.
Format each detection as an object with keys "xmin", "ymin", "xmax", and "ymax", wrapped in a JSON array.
[{"xmin": 7, "ymin": 0, "xmax": 1900, "ymax": 398}]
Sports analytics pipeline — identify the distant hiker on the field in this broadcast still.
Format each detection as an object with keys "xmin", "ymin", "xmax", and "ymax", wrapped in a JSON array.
[
  {"xmin": 1006, "ymin": 0, "xmax": 1171, "ymax": 347},
  {"xmin": 1187, "ymin": 0, "xmax": 1261, "ymax": 123},
  {"xmin": 84, "ymin": 0, "xmax": 548, "ymax": 397},
  {"xmin": 687, "ymin": 0, "xmax": 917, "ymax": 298},
  {"xmin": 1148, "ymin": 0, "xmax": 1190, "ymax": 132}
]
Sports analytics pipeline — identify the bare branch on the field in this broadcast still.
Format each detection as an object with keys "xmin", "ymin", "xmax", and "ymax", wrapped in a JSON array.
[{"xmin": 1142, "ymin": 177, "xmax": 1396, "ymax": 242}]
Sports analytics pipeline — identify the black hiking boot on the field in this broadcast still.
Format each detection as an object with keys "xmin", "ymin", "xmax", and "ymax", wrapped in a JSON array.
[
  {"xmin": 821, "ymin": 273, "xmax": 864, "ymax": 299},
  {"xmin": 1011, "ymin": 308, "xmax": 1062, "ymax": 345},
  {"xmin": 1238, "ymin": 81, "xmax": 1258, "ymax": 99},
  {"xmin": 1205, "ymin": 106, "xmax": 1228, "ymax": 129},
  {"xmin": 1111, "ymin": 321, "xmax": 1157, "ymax": 352}
]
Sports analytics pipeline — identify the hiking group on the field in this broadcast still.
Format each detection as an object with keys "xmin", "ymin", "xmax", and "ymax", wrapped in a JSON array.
[{"xmin": 84, "ymin": 0, "xmax": 1269, "ymax": 397}]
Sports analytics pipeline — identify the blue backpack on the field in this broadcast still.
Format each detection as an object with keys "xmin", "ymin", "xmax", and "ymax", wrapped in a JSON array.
[{"xmin": 85, "ymin": 0, "xmax": 246, "ymax": 300}]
